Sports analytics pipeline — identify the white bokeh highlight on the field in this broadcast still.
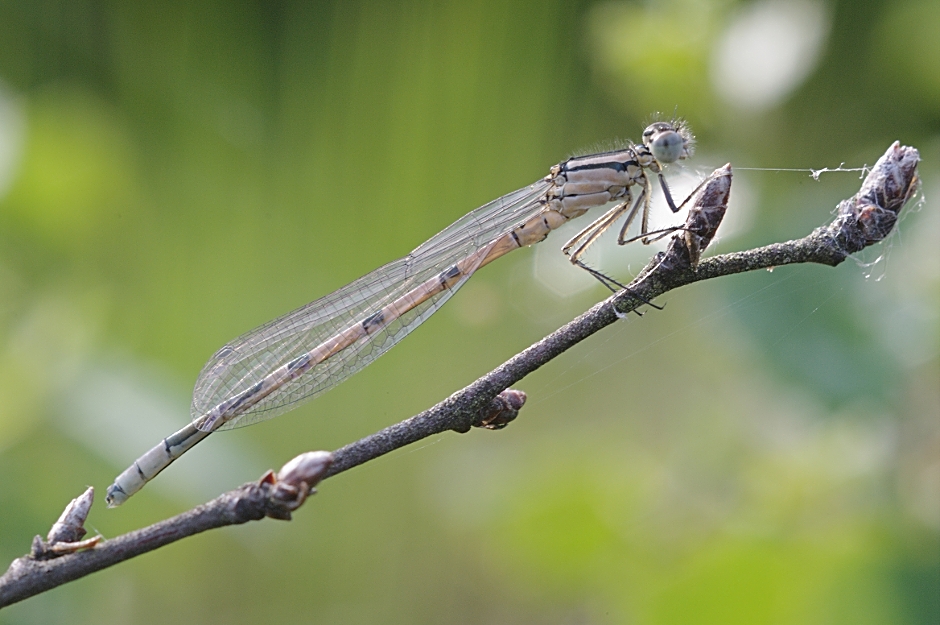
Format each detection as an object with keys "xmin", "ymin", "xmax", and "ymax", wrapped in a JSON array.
[
  {"xmin": 0, "ymin": 79, "xmax": 25, "ymax": 200},
  {"xmin": 711, "ymin": 0, "xmax": 831, "ymax": 111}
]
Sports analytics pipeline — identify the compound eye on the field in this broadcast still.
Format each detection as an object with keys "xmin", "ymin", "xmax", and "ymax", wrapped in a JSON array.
[
  {"xmin": 642, "ymin": 122, "xmax": 665, "ymax": 142},
  {"xmin": 649, "ymin": 130, "xmax": 685, "ymax": 164}
]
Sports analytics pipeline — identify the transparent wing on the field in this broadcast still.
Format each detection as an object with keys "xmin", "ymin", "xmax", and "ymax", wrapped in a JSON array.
[{"xmin": 192, "ymin": 178, "xmax": 552, "ymax": 430}]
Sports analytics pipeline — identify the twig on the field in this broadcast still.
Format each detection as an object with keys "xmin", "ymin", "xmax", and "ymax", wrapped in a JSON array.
[{"xmin": 0, "ymin": 142, "xmax": 920, "ymax": 608}]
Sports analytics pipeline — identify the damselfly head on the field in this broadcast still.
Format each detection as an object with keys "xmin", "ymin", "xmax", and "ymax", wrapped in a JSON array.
[{"xmin": 642, "ymin": 120, "xmax": 694, "ymax": 165}]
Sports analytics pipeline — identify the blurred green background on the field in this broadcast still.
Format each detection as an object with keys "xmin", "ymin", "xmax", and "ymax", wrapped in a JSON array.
[{"xmin": 0, "ymin": 0, "xmax": 937, "ymax": 623}]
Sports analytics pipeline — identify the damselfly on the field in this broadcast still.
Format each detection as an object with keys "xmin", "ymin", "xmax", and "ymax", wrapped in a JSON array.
[{"xmin": 106, "ymin": 119, "xmax": 694, "ymax": 506}]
